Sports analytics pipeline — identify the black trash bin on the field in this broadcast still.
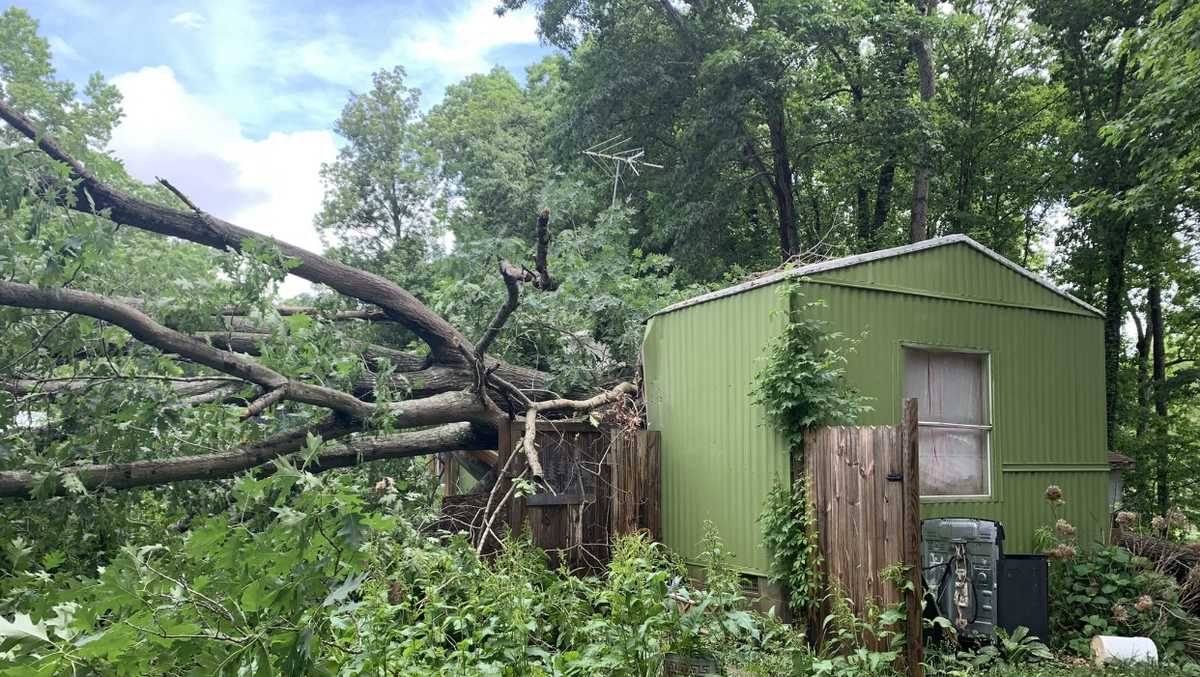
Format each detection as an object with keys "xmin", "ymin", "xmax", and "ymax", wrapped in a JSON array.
[{"xmin": 997, "ymin": 554, "xmax": 1050, "ymax": 644}]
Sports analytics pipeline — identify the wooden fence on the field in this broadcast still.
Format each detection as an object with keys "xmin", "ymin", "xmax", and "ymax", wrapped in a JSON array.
[
  {"xmin": 800, "ymin": 399, "xmax": 923, "ymax": 675},
  {"xmin": 440, "ymin": 422, "xmax": 660, "ymax": 574}
]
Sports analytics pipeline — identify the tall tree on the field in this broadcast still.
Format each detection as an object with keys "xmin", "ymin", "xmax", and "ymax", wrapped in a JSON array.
[
  {"xmin": 1034, "ymin": 0, "xmax": 1153, "ymax": 446},
  {"xmin": 316, "ymin": 67, "xmax": 441, "ymax": 285},
  {"xmin": 908, "ymin": 0, "xmax": 936, "ymax": 242}
]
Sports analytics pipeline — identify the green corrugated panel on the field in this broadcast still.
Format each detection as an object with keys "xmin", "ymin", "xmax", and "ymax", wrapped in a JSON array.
[
  {"xmin": 644, "ymin": 245, "xmax": 1108, "ymax": 573},
  {"xmin": 644, "ymin": 284, "xmax": 790, "ymax": 574},
  {"xmin": 981, "ymin": 471, "xmax": 1110, "ymax": 552},
  {"xmin": 812, "ymin": 242, "xmax": 1090, "ymax": 316},
  {"xmin": 797, "ymin": 281, "xmax": 1108, "ymax": 552}
]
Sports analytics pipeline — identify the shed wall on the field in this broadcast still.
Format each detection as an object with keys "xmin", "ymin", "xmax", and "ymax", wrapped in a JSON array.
[
  {"xmin": 812, "ymin": 242, "xmax": 1089, "ymax": 316},
  {"xmin": 643, "ymin": 284, "xmax": 790, "ymax": 575},
  {"xmin": 798, "ymin": 280, "xmax": 1108, "ymax": 552},
  {"xmin": 643, "ymin": 252, "xmax": 1107, "ymax": 573}
]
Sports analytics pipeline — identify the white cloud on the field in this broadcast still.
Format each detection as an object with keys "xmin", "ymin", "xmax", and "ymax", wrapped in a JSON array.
[
  {"xmin": 169, "ymin": 11, "xmax": 207, "ymax": 29},
  {"xmin": 109, "ymin": 66, "xmax": 337, "ymax": 296},
  {"xmin": 47, "ymin": 36, "xmax": 82, "ymax": 63},
  {"xmin": 394, "ymin": 2, "xmax": 540, "ymax": 79},
  {"xmin": 162, "ymin": 0, "xmax": 541, "ymax": 131}
]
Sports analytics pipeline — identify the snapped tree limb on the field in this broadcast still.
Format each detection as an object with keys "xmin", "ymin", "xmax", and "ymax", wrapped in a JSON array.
[
  {"xmin": 0, "ymin": 99, "xmax": 470, "ymax": 361},
  {"xmin": 0, "ymin": 419, "xmax": 490, "ymax": 498}
]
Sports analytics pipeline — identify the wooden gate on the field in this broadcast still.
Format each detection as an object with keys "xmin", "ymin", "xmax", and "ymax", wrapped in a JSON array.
[
  {"xmin": 800, "ymin": 399, "xmax": 923, "ymax": 675},
  {"xmin": 440, "ymin": 422, "xmax": 661, "ymax": 573}
]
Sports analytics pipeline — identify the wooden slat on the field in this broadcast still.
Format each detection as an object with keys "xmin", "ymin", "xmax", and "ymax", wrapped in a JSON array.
[
  {"xmin": 901, "ymin": 399, "xmax": 925, "ymax": 677},
  {"xmin": 643, "ymin": 431, "xmax": 662, "ymax": 540},
  {"xmin": 802, "ymin": 422, "xmax": 920, "ymax": 654}
]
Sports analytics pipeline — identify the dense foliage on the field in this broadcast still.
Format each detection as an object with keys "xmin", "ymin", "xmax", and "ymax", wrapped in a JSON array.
[
  {"xmin": 751, "ymin": 291, "xmax": 872, "ymax": 447},
  {"xmin": 1036, "ymin": 488, "xmax": 1200, "ymax": 661},
  {"xmin": 0, "ymin": 464, "xmax": 800, "ymax": 674},
  {"xmin": 1, "ymin": 0, "xmax": 1200, "ymax": 672}
]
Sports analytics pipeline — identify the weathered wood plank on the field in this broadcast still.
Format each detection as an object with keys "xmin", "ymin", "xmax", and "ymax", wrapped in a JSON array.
[{"xmin": 901, "ymin": 399, "xmax": 924, "ymax": 677}]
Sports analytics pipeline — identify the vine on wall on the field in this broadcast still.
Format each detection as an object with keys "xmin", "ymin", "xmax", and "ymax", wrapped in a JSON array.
[
  {"xmin": 753, "ymin": 286, "xmax": 871, "ymax": 618},
  {"xmin": 760, "ymin": 472, "xmax": 824, "ymax": 615},
  {"xmin": 750, "ymin": 290, "xmax": 871, "ymax": 447}
]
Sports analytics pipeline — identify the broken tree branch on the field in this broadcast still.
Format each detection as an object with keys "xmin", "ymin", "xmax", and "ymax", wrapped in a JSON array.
[
  {"xmin": 533, "ymin": 208, "xmax": 558, "ymax": 291},
  {"xmin": 520, "ymin": 381, "xmax": 638, "ymax": 479},
  {"xmin": 476, "ymin": 259, "xmax": 524, "ymax": 360},
  {"xmin": 0, "ymin": 280, "xmax": 375, "ymax": 419},
  {"xmin": 0, "ymin": 416, "xmax": 354, "ymax": 498},
  {"xmin": 0, "ymin": 419, "xmax": 492, "ymax": 499},
  {"xmin": 0, "ymin": 100, "xmax": 471, "ymax": 360},
  {"xmin": 241, "ymin": 385, "xmax": 289, "ymax": 420},
  {"xmin": 156, "ymin": 177, "xmax": 203, "ymax": 214}
]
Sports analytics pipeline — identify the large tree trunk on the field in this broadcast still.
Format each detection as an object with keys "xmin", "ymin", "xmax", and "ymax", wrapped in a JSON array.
[
  {"xmin": 1103, "ymin": 221, "xmax": 1131, "ymax": 448},
  {"xmin": 908, "ymin": 0, "xmax": 936, "ymax": 243},
  {"xmin": 1150, "ymin": 275, "xmax": 1169, "ymax": 514},
  {"xmin": 872, "ymin": 160, "xmax": 897, "ymax": 238},
  {"xmin": 766, "ymin": 95, "xmax": 799, "ymax": 258},
  {"xmin": 1129, "ymin": 302, "xmax": 1150, "ymax": 439}
]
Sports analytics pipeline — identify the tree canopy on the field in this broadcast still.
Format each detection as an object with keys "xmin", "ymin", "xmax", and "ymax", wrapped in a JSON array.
[{"xmin": 0, "ymin": 0, "xmax": 1198, "ymax": 672}]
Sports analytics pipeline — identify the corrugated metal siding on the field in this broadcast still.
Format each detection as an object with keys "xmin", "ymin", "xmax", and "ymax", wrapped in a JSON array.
[
  {"xmin": 643, "ymin": 248, "xmax": 1108, "ymax": 573},
  {"xmin": 643, "ymin": 284, "xmax": 790, "ymax": 574},
  {"xmin": 994, "ymin": 471, "xmax": 1110, "ymax": 552},
  {"xmin": 797, "ymin": 281, "xmax": 1107, "ymax": 553},
  {"xmin": 813, "ymin": 242, "xmax": 1088, "ymax": 316}
]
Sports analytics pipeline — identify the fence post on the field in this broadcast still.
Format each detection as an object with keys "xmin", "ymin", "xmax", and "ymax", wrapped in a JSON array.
[{"xmin": 901, "ymin": 398, "xmax": 924, "ymax": 677}]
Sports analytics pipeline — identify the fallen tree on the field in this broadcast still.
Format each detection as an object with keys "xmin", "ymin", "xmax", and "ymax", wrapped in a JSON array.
[{"xmin": 0, "ymin": 99, "xmax": 636, "ymax": 499}]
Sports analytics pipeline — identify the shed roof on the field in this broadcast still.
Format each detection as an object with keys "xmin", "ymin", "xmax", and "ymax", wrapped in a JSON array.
[
  {"xmin": 1108, "ymin": 451, "xmax": 1136, "ymax": 469},
  {"xmin": 652, "ymin": 234, "xmax": 1102, "ymax": 318}
]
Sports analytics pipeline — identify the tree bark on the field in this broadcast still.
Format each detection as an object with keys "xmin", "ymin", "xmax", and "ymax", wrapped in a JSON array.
[
  {"xmin": 766, "ymin": 95, "xmax": 799, "ymax": 259},
  {"xmin": 1129, "ymin": 300, "xmax": 1150, "ymax": 439},
  {"xmin": 1149, "ymin": 276, "xmax": 1168, "ymax": 514},
  {"xmin": 1103, "ymin": 221, "xmax": 1131, "ymax": 448},
  {"xmin": 908, "ymin": 0, "xmax": 936, "ymax": 243},
  {"xmin": 872, "ymin": 160, "xmax": 897, "ymax": 239}
]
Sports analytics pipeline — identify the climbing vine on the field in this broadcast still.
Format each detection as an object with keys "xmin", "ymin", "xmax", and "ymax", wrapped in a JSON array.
[
  {"xmin": 750, "ymin": 289, "xmax": 871, "ymax": 447},
  {"xmin": 753, "ymin": 286, "xmax": 870, "ymax": 617},
  {"xmin": 760, "ymin": 472, "xmax": 824, "ymax": 616}
]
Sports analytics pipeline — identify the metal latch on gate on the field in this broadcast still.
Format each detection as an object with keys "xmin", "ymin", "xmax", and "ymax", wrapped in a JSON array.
[{"xmin": 887, "ymin": 472, "xmax": 903, "ymax": 482}]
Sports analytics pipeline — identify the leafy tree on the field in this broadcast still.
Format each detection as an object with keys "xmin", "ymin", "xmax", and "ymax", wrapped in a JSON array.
[
  {"xmin": 425, "ymin": 60, "xmax": 566, "ymax": 243},
  {"xmin": 316, "ymin": 67, "xmax": 442, "ymax": 288}
]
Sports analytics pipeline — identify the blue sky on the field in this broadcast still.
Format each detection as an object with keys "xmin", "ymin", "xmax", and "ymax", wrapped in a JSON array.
[
  {"xmin": 29, "ymin": 0, "xmax": 552, "ymax": 136},
  {"xmin": 21, "ymin": 0, "xmax": 552, "ymax": 291}
]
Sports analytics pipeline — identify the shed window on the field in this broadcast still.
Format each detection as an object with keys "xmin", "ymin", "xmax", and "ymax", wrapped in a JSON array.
[{"xmin": 903, "ymin": 348, "xmax": 991, "ymax": 498}]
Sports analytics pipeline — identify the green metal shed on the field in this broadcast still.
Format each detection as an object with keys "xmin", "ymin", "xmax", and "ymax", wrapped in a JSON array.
[{"xmin": 642, "ymin": 235, "xmax": 1108, "ymax": 578}]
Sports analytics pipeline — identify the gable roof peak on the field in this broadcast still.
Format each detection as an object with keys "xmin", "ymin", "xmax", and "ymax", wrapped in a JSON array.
[{"xmin": 652, "ymin": 234, "xmax": 1101, "ymax": 318}]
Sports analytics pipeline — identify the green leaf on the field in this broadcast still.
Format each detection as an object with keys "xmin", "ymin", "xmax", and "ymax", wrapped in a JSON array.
[
  {"xmin": 322, "ymin": 572, "xmax": 368, "ymax": 608},
  {"xmin": 0, "ymin": 613, "xmax": 50, "ymax": 642}
]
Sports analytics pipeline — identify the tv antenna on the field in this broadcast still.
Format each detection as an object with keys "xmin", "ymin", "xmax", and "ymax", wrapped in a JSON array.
[{"xmin": 582, "ymin": 135, "xmax": 663, "ymax": 208}]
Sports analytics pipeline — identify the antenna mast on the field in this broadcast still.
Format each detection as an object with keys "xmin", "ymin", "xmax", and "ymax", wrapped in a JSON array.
[{"xmin": 582, "ymin": 135, "xmax": 663, "ymax": 208}]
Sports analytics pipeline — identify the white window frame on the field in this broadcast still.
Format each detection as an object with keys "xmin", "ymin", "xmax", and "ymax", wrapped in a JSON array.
[{"xmin": 902, "ymin": 345, "xmax": 993, "ymax": 501}]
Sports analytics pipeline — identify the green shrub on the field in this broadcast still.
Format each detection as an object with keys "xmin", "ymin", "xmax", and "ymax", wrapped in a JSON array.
[{"xmin": 1036, "ymin": 487, "xmax": 1200, "ymax": 660}]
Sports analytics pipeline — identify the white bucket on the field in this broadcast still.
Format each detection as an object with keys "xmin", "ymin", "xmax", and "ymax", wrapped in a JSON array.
[{"xmin": 1091, "ymin": 635, "xmax": 1158, "ymax": 665}]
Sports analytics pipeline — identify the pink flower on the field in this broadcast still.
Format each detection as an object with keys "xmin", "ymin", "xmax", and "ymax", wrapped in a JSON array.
[
  {"xmin": 1152, "ymin": 515, "xmax": 1168, "ymax": 531},
  {"xmin": 1112, "ymin": 603, "xmax": 1129, "ymax": 623},
  {"xmin": 1115, "ymin": 511, "xmax": 1137, "ymax": 526},
  {"xmin": 1055, "ymin": 519, "xmax": 1077, "ymax": 537},
  {"xmin": 1045, "ymin": 485, "xmax": 1065, "ymax": 505}
]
